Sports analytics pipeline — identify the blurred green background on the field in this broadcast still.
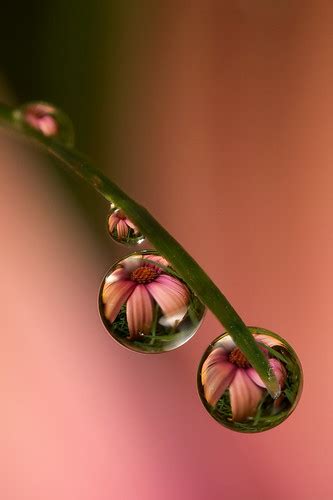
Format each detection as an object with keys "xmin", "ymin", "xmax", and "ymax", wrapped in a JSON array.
[{"xmin": 0, "ymin": 1, "xmax": 152, "ymax": 242}]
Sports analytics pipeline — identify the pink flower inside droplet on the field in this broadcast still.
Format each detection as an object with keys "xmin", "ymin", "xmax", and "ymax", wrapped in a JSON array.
[
  {"xmin": 23, "ymin": 103, "xmax": 58, "ymax": 136},
  {"xmin": 108, "ymin": 209, "xmax": 140, "ymax": 241},
  {"xmin": 201, "ymin": 334, "xmax": 287, "ymax": 421},
  {"xmin": 101, "ymin": 254, "xmax": 190, "ymax": 340}
]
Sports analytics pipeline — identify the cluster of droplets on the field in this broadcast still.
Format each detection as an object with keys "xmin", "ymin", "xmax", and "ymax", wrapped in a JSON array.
[
  {"xmin": 14, "ymin": 101, "xmax": 303, "ymax": 432},
  {"xmin": 100, "ymin": 195, "xmax": 206, "ymax": 353},
  {"xmin": 100, "ymin": 192, "xmax": 303, "ymax": 429},
  {"xmin": 101, "ymin": 205, "xmax": 303, "ymax": 431},
  {"xmin": 101, "ymin": 200, "xmax": 207, "ymax": 353}
]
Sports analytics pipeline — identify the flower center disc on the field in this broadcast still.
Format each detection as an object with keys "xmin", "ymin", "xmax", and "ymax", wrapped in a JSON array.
[
  {"xmin": 116, "ymin": 210, "xmax": 126, "ymax": 220},
  {"xmin": 131, "ymin": 266, "xmax": 158, "ymax": 284},
  {"xmin": 229, "ymin": 348, "xmax": 251, "ymax": 368}
]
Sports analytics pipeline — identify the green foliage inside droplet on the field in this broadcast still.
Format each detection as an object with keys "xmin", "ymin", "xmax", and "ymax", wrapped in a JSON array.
[
  {"xmin": 111, "ymin": 227, "xmax": 144, "ymax": 245},
  {"xmin": 110, "ymin": 292, "xmax": 205, "ymax": 353},
  {"xmin": 111, "ymin": 304, "xmax": 130, "ymax": 336}
]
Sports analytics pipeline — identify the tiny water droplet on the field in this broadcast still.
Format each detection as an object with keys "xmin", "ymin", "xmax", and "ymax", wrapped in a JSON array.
[
  {"xmin": 197, "ymin": 327, "xmax": 303, "ymax": 433},
  {"xmin": 13, "ymin": 102, "xmax": 75, "ymax": 147},
  {"xmin": 107, "ymin": 206, "xmax": 145, "ymax": 246},
  {"xmin": 98, "ymin": 250, "xmax": 206, "ymax": 353}
]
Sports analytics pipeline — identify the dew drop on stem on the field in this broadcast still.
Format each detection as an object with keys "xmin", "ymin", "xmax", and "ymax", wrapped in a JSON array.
[{"xmin": 13, "ymin": 101, "xmax": 75, "ymax": 147}]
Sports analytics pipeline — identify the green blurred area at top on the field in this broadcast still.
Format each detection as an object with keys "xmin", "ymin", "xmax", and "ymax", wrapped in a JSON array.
[{"xmin": 0, "ymin": 1, "xmax": 150, "ymax": 234}]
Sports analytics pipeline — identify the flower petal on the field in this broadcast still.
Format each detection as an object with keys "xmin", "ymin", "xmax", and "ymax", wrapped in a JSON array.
[
  {"xmin": 126, "ymin": 284, "xmax": 153, "ymax": 338},
  {"xmin": 247, "ymin": 358, "xmax": 287, "ymax": 390},
  {"xmin": 147, "ymin": 275, "xmax": 189, "ymax": 318},
  {"xmin": 102, "ymin": 280, "xmax": 136, "ymax": 322},
  {"xmin": 116, "ymin": 219, "xmax": 129, "ymax": 240},
  {"xmin": 108, "ymin": 214, "xmax": 119, "ymax": 233},
  {"xmin": 201, "ymin": 347, "xmax": 229, "ymax": 384},
  {"xmin": 156, "ymin": 274, "xmax": 189, "ymax": 301},
  {"xmin": 229, "ymin": 370, "xmax": 264, "ymax": 422},
  {"xmin": 124, "ymin": 218, "xmax": 137, "ymax": 232},
  {"xmin": 201, "ymin": 350, "xmax": 236, "ymax": 406}
]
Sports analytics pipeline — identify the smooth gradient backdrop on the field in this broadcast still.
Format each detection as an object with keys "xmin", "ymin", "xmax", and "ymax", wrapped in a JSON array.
[{"xmin": 1, "ymin": 2, "xmax": 332, "ymax": 499}]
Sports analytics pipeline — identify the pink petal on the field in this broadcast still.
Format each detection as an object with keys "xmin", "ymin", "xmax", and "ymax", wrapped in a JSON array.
[
  {"xmin": 254, "ymin": 333, "xmax": 284, "ymax": 348},
  {"xmin": 126, "ymin": 284, "xmax": 153, "ymax": 338},
  {"xmin": 39, "ymin": 116, "xmax": 58, "ymax": 135},
  {"xmin": 156, "ymin": 274, "xmax": 189, "ymax": 301},
  {"xmin": 246, "ymin": 358, "xmax": 287, "ymax": 389},
  {"xmin": 102, "ymin": 280, "xmax": 136, "ymax": 322},
  {"xmin": 147, "ymin": 275, "xmax": 189, "ymax": 317},
  {"xmin": 124, "ymin": 218, "xmax": 137, "ymax": 231},
  {"xmin": 25, "ymin": 112, "xmax": 58, "ymax": 136},
  {"xmin": 116, "ymin": 219, "xmax": 129, "ymax": 240},
  {"xmin": 229, "ymin": 370, "xmax": 264, "ymax": 422},
  {"xmin": 108, "ymin": 214, "xmax": 119, "ymax": 233},
  {"xmin": 201, "ymin": 347, "xmax": 229, "ymax": 384},
  {"xmin": 201, "ymin": 351, "xmax": 236, "ymax": 406}
]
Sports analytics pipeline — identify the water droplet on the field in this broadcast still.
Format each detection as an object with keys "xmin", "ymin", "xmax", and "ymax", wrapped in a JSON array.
[
  {"xmin": 98, "ymin": 251, "xmax": 205, "ymax": 353},
  {"xmin": 107, "ymin": 206, "xmax": 145, "ymax": 246},
  {"xmin": 197, "ymin": 327, "xmax": 303, "ymax": 433},
  {"xmin": 13, "ymin": 102, "xmax": 75, "ymax": 147}
]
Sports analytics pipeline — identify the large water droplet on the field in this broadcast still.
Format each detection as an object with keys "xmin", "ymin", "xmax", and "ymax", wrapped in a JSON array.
[
  {"xmin": 98, "ymin": 251, "xmax": 205, "ymax": 353},
  {"xmin": 107, "ymin": 206, "xmax": 145, "ymax": 246},
  {"xmin": 13, "ymin": 102, "xmax": 75, "ymax": 147},
  {"xmin": 197, "ymin": 327, "xmax": 303, "ymax": 433}
]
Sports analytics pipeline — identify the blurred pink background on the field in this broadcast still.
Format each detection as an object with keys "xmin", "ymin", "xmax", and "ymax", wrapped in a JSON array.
[{"xmin": 1, "ymin": 2, "xmax": 332, "ymax": 499}]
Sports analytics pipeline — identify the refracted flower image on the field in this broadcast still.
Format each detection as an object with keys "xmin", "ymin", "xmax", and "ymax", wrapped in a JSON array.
[
  {"xmin": 107, "ymin": 206, "xmax": 145, "ymax": 246},
  {"xmin": 197, "ymin": 327, "xmax": 303, "ymax": 432},
  {"xmin": 13, "ymin": 101, "xmax": 75, "ymax": 147},
  {"xmin": 24, "ymin": 103, "xmax": 58, "ymax": 136},
  {"xmin": 99, "ymin": 251, "xmax": 205, "ymax": 353}
]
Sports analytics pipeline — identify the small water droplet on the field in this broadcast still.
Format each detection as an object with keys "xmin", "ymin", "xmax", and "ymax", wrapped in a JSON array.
[
  {"xmin": 197, "ymin": 327, "xmax": 303, "ymax": 433},
  {"xmin": 98, "ymin": 250, "xmax": 206, "ymax": 353},
  {"xmin": 107, "ymin": 206, "xmax": 145, "ymax": 246},
  {"xmin": 13, "ymin": 102, "xmax": 75, "ymax": 147}
]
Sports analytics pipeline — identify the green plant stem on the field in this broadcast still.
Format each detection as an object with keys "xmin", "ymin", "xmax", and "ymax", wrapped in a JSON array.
[{"xmin": 0, "ymin": 102, "xmax": 279, "ymax": 397}]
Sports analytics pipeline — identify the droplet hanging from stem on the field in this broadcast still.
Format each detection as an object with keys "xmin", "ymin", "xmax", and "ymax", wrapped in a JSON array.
[
  {"xmin": 197, "ymin": 327, "xmax": 303, "ymax": 433},
  {"xmin": 13, "ymin": 102, "xmax": 75, "ymax": 147},
  {"xmin": 99, "ymin": 251, "xmax": 205, "ymax": 353}
]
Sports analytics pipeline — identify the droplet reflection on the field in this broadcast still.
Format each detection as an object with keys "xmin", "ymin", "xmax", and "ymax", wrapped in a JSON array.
[
  {"xmin": 108, "ymin": 206, "xmax": 145, "ymax": 246},
  {"xmin": 197, "ymin": 327, "xmax": 303, "ymax": 432},
  {"xmin": 99, "ymin": 251, "xmax": 205, "ymax": 353},
  {"xmin": 13, "ymin": 102, "xmax": 75, "ymax": 147}
]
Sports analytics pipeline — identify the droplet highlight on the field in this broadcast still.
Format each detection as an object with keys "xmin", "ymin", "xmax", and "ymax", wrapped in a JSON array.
[
  {"xmin": 99, "ymin": 251, "xmax": 205, "ymax": 353},
  {"xmin": 107, "ymin": 206, "xmax": 145, "ymax": 246},
  {"xmin": 197, "ymin": 327, "xmax": 303, "ymax": 433},
  {"xmin": 13, "ymin": 102, "xmax": 75, "ymax": 147}
]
